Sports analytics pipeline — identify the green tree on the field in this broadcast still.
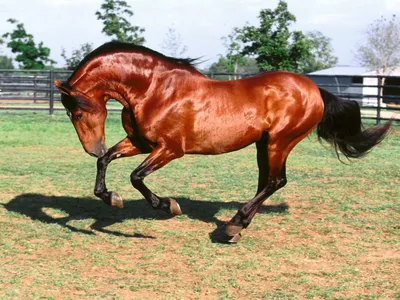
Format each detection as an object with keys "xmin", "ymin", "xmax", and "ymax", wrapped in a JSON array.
[
  {"xmin": 0, "ymin": 38, "xmax": 14, "ymax": 69},
  {"xmin": 211, "ymin": 29, "xmax": 260, "ymax": 79},
  {"xmin": 2, "ymin": 19, "xmax": 55, "ymax": 69},
  {"xmin": 237, "ymin": 0, "xmax": 311, "ymax": 73},
  {"xmin": 61, "ymin": 43, "xmax": 93, "ymax": 70},
  {"xmin": 302, "ymin": 31, "xmax": 338, "ymax": 73},
  {"xmin": 237, "ymin": 57, "xmax": 259, "ymax": 74},
  {"xmin": 207, "ymin": 57, "xmax": 259, "ymax": 79},
  {"xmin": 208, "ymin": 57, "xmax": 232, "ymax": 74},
  {"xmin": 95, "ymin": 0, "xmax": 145, "ymax": 44},
  {"xmin": 221, "ymin": 29, "xmax": 246, "ymax": 75},
  {"xmin": 0, "ymin": 56, "xmax": 14, "ymax": 69}
]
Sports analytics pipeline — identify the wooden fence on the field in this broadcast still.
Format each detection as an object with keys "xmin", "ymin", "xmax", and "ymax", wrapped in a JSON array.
[{"xmin": 0, "ymin": 69, "xmax": 399, "ymax": 124}]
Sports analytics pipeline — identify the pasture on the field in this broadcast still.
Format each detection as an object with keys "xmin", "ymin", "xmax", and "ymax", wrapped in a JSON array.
[{"xmin": 0, "ymin": 111, "xmax": 399, "ymax": 299}]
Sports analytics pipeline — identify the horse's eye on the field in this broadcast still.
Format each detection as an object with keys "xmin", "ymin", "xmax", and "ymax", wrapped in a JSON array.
[{"xmin": 76, "ymin": 113, "xmax": 83, "ymax": 121}]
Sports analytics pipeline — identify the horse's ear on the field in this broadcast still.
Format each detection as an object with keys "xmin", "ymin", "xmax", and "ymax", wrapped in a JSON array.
[{"xmin": 54, "ymin": 80, "xmax": 72, "ymax": 95}]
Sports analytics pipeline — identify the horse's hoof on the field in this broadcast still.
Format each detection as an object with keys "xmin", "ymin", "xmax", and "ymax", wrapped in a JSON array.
[
  {"xmin": 226, "ymin": 223, "xmax": 243, "ymax": 237},
  {"xmin": 110, "ymin": 192, "xmax": 123, "ymax": 208},
  {"xmin": 228, "ymin": 233, "xmax": 242, "ymax": 243},
  {"xmin": 169, "ymin": 199, "xmax": 182, "ymax": 215}
]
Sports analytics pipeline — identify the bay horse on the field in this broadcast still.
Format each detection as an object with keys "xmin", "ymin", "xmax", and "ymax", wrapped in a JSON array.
[{"xmin": 54, "ymin": 41, "xmax": 391, "ymax": 242}]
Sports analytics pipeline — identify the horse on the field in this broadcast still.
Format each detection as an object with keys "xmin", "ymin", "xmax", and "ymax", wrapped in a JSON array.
[{"xmin": 54, "ymin": 41, "xmax": 391, "ymax": 242}]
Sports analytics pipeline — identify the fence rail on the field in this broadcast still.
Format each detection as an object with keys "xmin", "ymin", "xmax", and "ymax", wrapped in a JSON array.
[{"xmin": 0, "ymin": 69, "xmax": 399, "ymax": 124}]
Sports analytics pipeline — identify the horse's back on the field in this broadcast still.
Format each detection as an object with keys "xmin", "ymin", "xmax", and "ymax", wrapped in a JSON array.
[
  {"xmin": 208, "ymin": 71, "xmax": 324, "ymax": 141},
  {"xmin": 134, "ymin": 70, "xmax": 324, "ymax": 154}
]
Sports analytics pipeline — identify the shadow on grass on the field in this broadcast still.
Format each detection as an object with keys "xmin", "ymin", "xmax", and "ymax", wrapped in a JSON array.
[{"xmin": 3, "ymin": 193, "xmax": 289, "ymax": 242}]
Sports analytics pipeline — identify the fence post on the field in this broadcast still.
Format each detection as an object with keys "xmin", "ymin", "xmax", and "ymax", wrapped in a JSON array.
[
  {"xmin": 49, "ymin": 70, "xmax": 54, "ymax": 115},
  {"xmin": 377, "ymin": 76, "xmax": 382, "ymax": 125},
  {"xmin": 34, "ymin": 74, "xmax": 37, "ymax": 103}
]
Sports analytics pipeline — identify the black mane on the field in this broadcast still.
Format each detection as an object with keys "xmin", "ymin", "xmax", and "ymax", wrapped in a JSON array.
[{"xmin": 68, "ymin": 41, "xmax": 199, "ymax": 82}]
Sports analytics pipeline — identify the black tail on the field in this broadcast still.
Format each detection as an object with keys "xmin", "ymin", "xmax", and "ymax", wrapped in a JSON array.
[{"xmin": 317, "ymin": 88, "xmax": 392, "ymax": 160}]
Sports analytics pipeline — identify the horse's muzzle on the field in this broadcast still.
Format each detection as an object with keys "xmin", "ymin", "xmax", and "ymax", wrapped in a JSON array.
[{"xmin": 87, "ymin": 142, "xmax": 107, "ymax": 158}]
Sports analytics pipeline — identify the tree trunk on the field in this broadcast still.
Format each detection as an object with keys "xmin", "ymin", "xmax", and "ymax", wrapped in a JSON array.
[
  {"xmin": 234, "ymin": 57, "xmax": 239, "ymax": 80},
  {"xmin": 379, "ymin": 66, "xmax": 387, "ymax": 108}
]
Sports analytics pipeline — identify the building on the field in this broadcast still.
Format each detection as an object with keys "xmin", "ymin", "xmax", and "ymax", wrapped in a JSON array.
[{"xmin": 308, "ymin": 66, "xmax": 400, "ymax": 106}]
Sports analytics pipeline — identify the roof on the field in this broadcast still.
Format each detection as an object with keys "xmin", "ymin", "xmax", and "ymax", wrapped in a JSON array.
[
  {"xmin": 308, "ymin": 66, "xmax": 370, "ymax": 76},
  {"xmin": 308, "ymin": 65, "xmax": 400, "ymax": 76}
]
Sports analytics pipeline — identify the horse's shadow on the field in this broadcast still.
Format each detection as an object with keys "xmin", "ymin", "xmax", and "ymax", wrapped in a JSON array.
[{"xmin": 3, "ymin": 193, "xmax": 288, "ymax": 242}]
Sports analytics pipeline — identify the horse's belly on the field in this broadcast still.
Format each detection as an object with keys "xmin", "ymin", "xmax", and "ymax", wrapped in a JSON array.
[{"xmin": 185, "ymin": 124, "xmax": 262, "ymax": 154}]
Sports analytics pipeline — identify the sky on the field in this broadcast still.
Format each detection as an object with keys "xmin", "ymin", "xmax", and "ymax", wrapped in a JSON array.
[{"xmin": 1, "ymin": 0, "xmax": 400, "ymax": 69}]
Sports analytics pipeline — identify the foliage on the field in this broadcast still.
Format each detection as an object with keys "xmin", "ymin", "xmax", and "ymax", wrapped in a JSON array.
[
  {"xmin": 0, "ymin": 38, "xmax": 14, "ymax": 69},
  {"xmin": 237, "ymin": 0, "xmax": 312, "ymax": 73},
  {"xmin": 61, "ymin": 43, "xmax": 94, "ymax": 70},
  {"xmin": 95, "ymin": 0, "xmax": 145, "ymax": 44},
  {"xmin": 220, "ymin": 29, "xmax": 247, "ymax": 74},
  {"xmin": 356, "ymin": 14, "xmax": 400, "ymax": 74},
  {"xmin": 2, "ymin": 19, "xmax": 55, "ymax": 69},
  {"xmin": 208, "ymin": 57, "xmax": 259, "ymax": 78},
  {"xmin": 208, "ymin": 29, "xmax": 259, "ymax": 79},
  {"xmin": 302, "ymin": 31, "xmax": 338, "ymax": 73},
  {"xmin": 0, "ymin": 55, "xmax": 14, "ymax": 69},
  {"xmin": 160, "ymin": 26, "xmax": 187, "ymax": 58}
]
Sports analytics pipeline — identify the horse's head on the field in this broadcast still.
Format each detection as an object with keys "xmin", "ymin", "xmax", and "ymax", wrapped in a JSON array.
[{"xmin": 54, "ymin": 80, "xmax": 108, "ymax": 158}]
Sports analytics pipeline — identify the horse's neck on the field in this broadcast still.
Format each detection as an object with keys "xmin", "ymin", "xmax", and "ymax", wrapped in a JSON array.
[
  {"xmin": 73, "ymin": 53, "xmax": 201, "ymax": 108},
  {"xmin": 73, "ymin": 64, "xmax": 151, "ymax": 108}
]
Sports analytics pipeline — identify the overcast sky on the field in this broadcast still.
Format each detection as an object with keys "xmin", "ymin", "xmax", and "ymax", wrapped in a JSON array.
[{"xmin": 1, "ymin": 0, "xmax": 400, "ymax": 69}]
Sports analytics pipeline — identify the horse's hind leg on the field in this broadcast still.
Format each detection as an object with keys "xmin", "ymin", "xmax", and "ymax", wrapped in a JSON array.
[
  {"xmin": 94, "ymin": 137, "xmax": 142, "ymax": 208},
  {"xmin": 226, "ymin": 131, "xmax": 311, "ymax": 242},
  {"xmin": 130, "ymin": 142, "xmax": 184, "ymax": 215}
]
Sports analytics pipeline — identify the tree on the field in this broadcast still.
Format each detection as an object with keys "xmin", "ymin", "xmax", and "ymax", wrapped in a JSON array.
[
  {"xmin": 2, "ymin": 19, "xmax": 55, "ymax": 69},
  {"xmin": 0, "ymin": 38, "xmax": 14, "ymax": 69},
  {"xmin": 236, "ymin": 57, "xmax": 260, "ymax": 74},
  {"xmin": 356, "ymin": 15, "xmax": 400, "ymax": 74},
  {"xmin": 61, "ymin": 43, "xmax": 93, "ymax": 70},
  {"xmin": 221, "ymin": 29, "xmax": 246, "ymax": 75},
  {"xmin": 95, "ymin": 0, "xmax": 145, "ymax": 44},
  {"xmin": 0, "ymin": 56, "xmax": 14, "ymax": 69},
  {"xmin": 208, "ymin": 57, "xmax": 235, "ymax": 79},
  {"xmin": 237, "ymin": 0, "xmax": 312, "ymax": 73},
  {"xmin": 356, "ymin": 15, "xmax": 400, "ymax": 105},
  {"xmin": 210, "ymin": 29, "xmax": 259, "ymax": 79},
  {"xmin": 160, "ymin": 26, "xmax": 187, "ymax": 58},
  {"xmin": 302, "ymin": 31, "xmax": 338, "ymax": 73},
  {"xmin": 207, "ymin": 57, "xmax": 259, "ymax": 79}
]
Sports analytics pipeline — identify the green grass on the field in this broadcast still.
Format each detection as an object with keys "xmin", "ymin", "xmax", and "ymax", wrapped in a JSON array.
[{"xmin": 0, "ymin": 111, "xmax": 399, "ymax": 299}]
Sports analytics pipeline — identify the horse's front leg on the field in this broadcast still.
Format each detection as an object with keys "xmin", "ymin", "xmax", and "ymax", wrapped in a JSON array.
[
  {"xmin": 94, "ymin": 137, "xmax": 142, "ymax": 208},
  {"xmin": 130, "ymin": 142, "xmax": 183, "ymax": 215}
]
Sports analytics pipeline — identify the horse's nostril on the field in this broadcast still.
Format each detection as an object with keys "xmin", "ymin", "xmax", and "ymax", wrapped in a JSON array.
[{"xmin": 89, "ymin": 152, "xmax": 98, "ymax": 158}]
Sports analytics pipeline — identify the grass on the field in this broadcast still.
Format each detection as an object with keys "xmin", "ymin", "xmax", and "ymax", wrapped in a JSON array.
[{"xmin": 0, "ymin": 110, "xmax": 399, "ymax": 299}]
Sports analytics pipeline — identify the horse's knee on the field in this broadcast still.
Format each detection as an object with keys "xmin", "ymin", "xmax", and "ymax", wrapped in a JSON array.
[
  {"xmin": 130, "ymin": 171, "xmax": 142, "ymax": 187},
  {"xmin": 277, "ymin": 176, "xmax": 287, "ymax": 190}
]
